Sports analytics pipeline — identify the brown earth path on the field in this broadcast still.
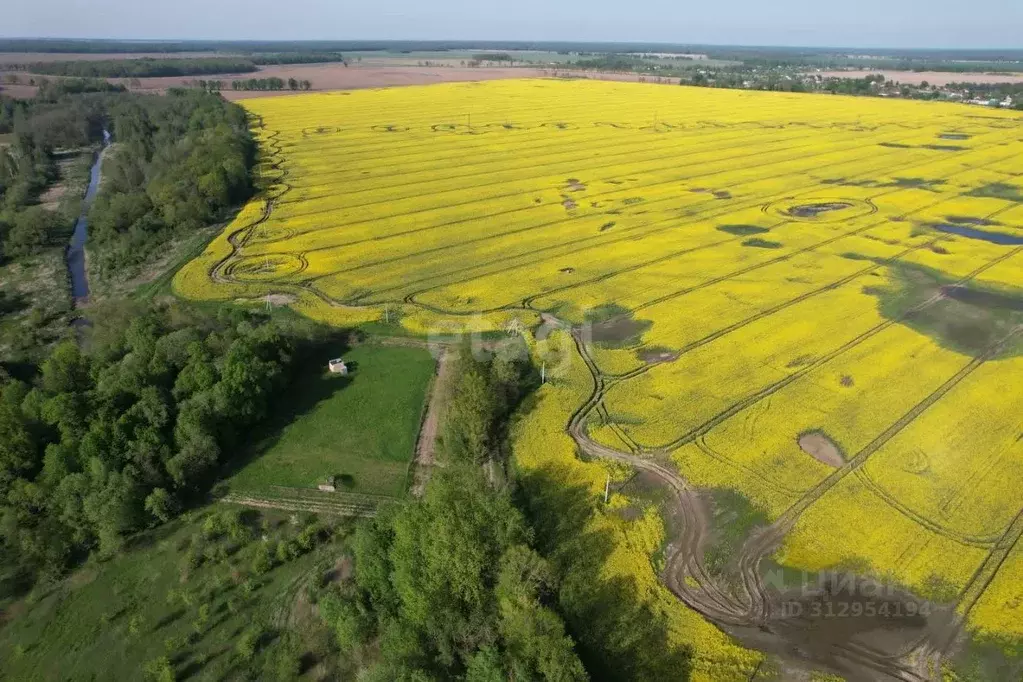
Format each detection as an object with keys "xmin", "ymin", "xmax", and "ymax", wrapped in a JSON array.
[{"xmin": 410, "ymin": 347, "xmax": 453, "ymax": 497}]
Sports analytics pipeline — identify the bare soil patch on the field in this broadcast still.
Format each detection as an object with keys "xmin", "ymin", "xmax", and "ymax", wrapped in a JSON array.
[
  {"xmin": 798, "ymin": 432, "xmax": 843, "ymax": 467},
  {"xmin": 112, "ymin": 63, "xmax": 549, "ymax": 98},
  {"xmin": 0, "ymin": 83, "xmax": 38, "ymax": 99},
  {"xmin": 410, "ymin": 348, "xmax": 454, "ymax": 498},
  {"xmin": 787, "ymin": 202, "xmax": 852, "ymax": 218},
  {"xmin": 265, "ymin": 293, "xmax": 297, "ymax": 305},
  {"xmin": 2, "ymin": 62, "xmax": 686, "ymax": 100},
  {"xmin": 637, "ymin": 346, "xmax": 679, "ymax": 363}
]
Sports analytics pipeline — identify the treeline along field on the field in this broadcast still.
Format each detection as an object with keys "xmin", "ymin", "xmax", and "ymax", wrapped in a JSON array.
[{"xmin": 2, "ymin": 53, "xmax": 348, "ymax": 79}]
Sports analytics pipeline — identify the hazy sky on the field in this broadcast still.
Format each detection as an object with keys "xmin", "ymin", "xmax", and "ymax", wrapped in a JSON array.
[{"xmin": 6, "ymin": 0, "xmax": 1022, "ymax": 49}]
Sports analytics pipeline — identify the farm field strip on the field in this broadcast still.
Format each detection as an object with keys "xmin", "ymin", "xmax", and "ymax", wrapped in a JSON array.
[
  {"xmin": 274, "ymin": 97, "xmax": 809, "ymax": 159},
  {"xmin": 602, "ymin": 243, "xmax": 1023, "ymax": 450},
  {"xmin": 276, "ymin": 106, "xmax": 953, "ymax": 187},
  {"xmin": 298, "ymin": 141, "xmax": 1014, "ymax": 307},
  {"xmin": 272, "ymin": 122, "xmax": 924, "ymax": 230},
  {"xmin": 177, "ymin": 80, "xmax": 1023, "ymax": 660},
  {"xmin": 276, "ymin": 110, "xmax": 977, "ymax": 219},
  {"xmin": 274, "ymin": 134, "xmax": 1014, "ymax": 294}
]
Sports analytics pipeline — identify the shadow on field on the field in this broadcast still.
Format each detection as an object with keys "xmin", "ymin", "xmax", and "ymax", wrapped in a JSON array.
[
  {"xmin": 515, "ymin": 463, "xmax": 694, "ymax": 681},
  {"xmin": 217, "ymin": 334, "xmax": 353, "ymax": 484}
]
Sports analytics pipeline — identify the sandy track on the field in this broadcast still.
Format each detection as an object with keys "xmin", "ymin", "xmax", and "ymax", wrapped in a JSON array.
[{"xmin": 411, "ymin": 348, "xmax": 453, "ymax": 497}]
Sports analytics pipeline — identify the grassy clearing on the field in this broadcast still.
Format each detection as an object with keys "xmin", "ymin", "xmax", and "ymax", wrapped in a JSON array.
[
  {"xmin": 86, "ymin": 224, "xmax": 223, "ymax": 303},
  {"xmin": 226, "ymin": 344, "xmax": 436, "ymax": 498},
  {"xmin": 0, "ymin": 506, "xmax": 347, "ymax": 682},
  {"xmin": 0, "ymin": 248, "xmax": 74, "ymax": 373}
]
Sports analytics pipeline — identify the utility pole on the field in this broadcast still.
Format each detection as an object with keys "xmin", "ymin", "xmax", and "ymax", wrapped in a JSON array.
[
  {"xmin": 604, "ymin": 473, "xmax": 610, "ymax": 504},
  {"xmin": 541, "ymin": 362, "xmax": 546, "ymax": 384}
]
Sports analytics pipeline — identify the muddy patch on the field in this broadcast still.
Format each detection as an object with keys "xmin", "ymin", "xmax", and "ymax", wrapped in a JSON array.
[
  {"xmin": 599, "ymin": 221, "xmax": 616, "ymax": 232},
  {"xmin": 947, "ymin": 215, "xmax": 1000, "ymax": 227},
  {"xmin": 717, "ymin": 224, "xmax": 770, "ymax": 236},
  {"xmin": 559, "ymin": 267, "xmax": 575, "ymax": 274},
  {"xmin": 742, "ymin": 238, "xmax": 783, "ymax": 249},
  {"xmin": 922, "ymin": 144, "xmax": 966, "ymax": 152},
  {"xmin": 713, "ymin": 190, "xmax": 732, "ymax": 200},
  {"xmin": 637, "ymin": 345, "xmax": 678, "ymax": 363},
  {"xmin": 939, "ymin": 133, "xmax": 971, "ymax": 140},
  {"xmin": 798, "ymin": 431, "xmax": 844, "ymax": 467},
  {"xmin": 839, "ymin": 251, "xmax": 873, "ymax": 261},
  {"xmin": 565, "ymin": 178, "xmax": 587, "ymax": 192},
  {"xmin": 585, "ymin": 304, "xmax": 652, "ymax": 348},
  {"xmin": 722, "ymin": 573, "xmax": 958, "ymax": 682},
  {"xmin": 561, "ymin": 196, "xmax": 578, "ymax": 210},
  {"xmin": 786, "ymin": 202, "xmax": 852, "ymax": 218}
]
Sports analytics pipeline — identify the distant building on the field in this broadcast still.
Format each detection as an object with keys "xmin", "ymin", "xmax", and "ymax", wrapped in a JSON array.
[{"xmin": 328, "ymin": 358, "xmax": 348, "ymax": 375}]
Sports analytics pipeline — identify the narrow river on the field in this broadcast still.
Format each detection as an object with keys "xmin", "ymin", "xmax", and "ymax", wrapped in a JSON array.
[{"xmin": 67, "ymin": 129, "xmax": 110, "ymax": 304}]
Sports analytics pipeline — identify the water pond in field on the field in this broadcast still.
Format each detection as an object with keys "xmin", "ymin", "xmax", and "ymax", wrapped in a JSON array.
[{"xmin": 933, "ymin": 223, "xmax": 1023, "ymax": 246}]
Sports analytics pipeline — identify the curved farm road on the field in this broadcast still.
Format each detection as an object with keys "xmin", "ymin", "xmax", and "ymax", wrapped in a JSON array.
[{"xmin": 564, "ymin": 323, "xmax": 1023, "ymax": 681}]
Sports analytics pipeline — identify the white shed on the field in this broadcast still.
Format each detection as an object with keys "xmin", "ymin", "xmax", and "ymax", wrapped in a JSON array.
[{"xmin": 328, "ymin": 358, "xmax": 348, "ymax": 375}]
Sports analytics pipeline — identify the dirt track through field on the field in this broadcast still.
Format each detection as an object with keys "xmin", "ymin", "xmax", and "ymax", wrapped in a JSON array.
[
  {"xmin": 558, "ymin": 286, "xmax": 1023, "ymax": 681},
  {"xmin": 410, "ymin": 348, "xmax": 453, "ymax": 497}
]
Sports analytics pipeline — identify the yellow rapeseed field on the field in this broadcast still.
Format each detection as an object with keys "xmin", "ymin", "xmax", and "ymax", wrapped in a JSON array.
[{"xmin": 176, "ymin": 79, "xmax": 1023, "ymax": 662}]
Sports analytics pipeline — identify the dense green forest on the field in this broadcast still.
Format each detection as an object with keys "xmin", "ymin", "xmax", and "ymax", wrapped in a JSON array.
[
  {"xmin": 1, "ymin": 84, "xmax": 251, "ymax": 270},
  {"xmin": 0, "ymin": 302, "xmax": 331, "ymax": 590},
  {"xmin": 0, "ymin": 92, "xmax": 104, "ymax": 260},
  {"xmin": 87, "ymin": 88, "xmax": 254, "ymax": 277},
  {"xmin": 8, "ymin": 57, "xmax": 259, "ymax": 79},
  {"xmin": 6, "ymin": 53, "xmax": 346, "ymax": 79},
  {"xmin": 323, "ymin": 465, "xmax": 588, "ymax": 680}
]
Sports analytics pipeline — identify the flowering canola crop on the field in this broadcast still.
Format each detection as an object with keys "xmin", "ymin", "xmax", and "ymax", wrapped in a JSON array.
[{"xmin": 176, "ymin": 79, "xmax": 1023, "ymax": 659}]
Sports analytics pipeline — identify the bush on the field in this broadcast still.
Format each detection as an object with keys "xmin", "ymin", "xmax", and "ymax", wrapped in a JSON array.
[{"xmin": 143, "ymin": 656, "xmax": 175, "ymax": 682}]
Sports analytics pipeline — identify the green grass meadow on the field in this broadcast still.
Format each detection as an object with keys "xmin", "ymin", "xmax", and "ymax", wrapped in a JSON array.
[
  {"xmin": 0, "ymin": 506, "xmax": 349, "ymax": 682},
  {"xmin": 226, "ymin": 344, "xmax": 436, "ymax": 498}
]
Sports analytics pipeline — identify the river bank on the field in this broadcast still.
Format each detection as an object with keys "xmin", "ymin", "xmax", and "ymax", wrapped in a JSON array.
[{"xmin": 67, "ymin": 129, "xmax": 110, "ymax": 307}]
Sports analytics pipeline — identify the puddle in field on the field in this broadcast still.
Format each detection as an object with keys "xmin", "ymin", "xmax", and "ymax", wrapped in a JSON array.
[
  {"xmin": 933, "ymin": 223, "xmax": 1023, "ymax": 245},
  {"xmin": 787, "ymin": 202, "xmax": 852, "ymax": 218},
  {"xmin": 585, "ymin": 304, "xmax": 652, "ymax": 347},
  {"xmin": 637, "ymin": 346, "xmax": 678, "ymax": 363},
  {"xmin": 718, "ymin": 224, "xmax": 770, "ymax": 236},
  {"xmin": 722, "ymin": 574, "xmax": 958, "ymax": 682}
]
